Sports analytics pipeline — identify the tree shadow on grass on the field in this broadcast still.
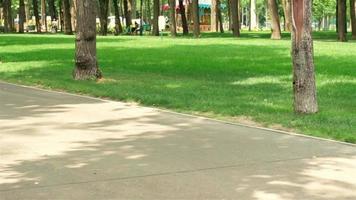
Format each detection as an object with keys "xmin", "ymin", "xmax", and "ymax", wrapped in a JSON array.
[
  {"xmin": 0, "ymin": 39, "xmax": 355, "ymax": 142},
  {"xmin": 0, "ymin": 85, "xmax": 356, "ymax": 199}
]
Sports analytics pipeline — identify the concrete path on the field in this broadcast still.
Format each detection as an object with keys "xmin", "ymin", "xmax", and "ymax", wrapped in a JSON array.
[{"xmin": 0, "ymin": 82, "xmax": 356, "ymax": 200}]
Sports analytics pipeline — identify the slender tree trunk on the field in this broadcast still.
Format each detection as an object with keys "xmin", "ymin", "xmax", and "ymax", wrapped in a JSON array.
[
  {"xmin": 113, "ymin": 0, "xmax": 123, "ymax": 35},
  {"xmin": 152, "ymin": 0, "xmax": 159, "ymax": 35},
  {"xmin": 63, "ymin": 0, "xmax": 72, "ymax": 34},
  {"xmin": 71, "ymin": 0, "xmax": 77, "ymax": 32},
  {"xmin": 19, "ymin": 0, "xmax": 26, "ymax": 33},
  {"xmin": 268, "ymin": 0, "xmax": 281, "ymax": 39},
  {"xmin": 98, "ymin": 0, "xmax": 109, "ymax": 35},
  {"xmin": 169, "ymin": 0, "xmax": 177, "ymax": 36},
  {"xmin": 211, "ymin": 0, "xmax": 217, "ymax": 32},
  {"xmin": 337, "ymin": 0, "xmax": 347, "ymax": 41},
  {"xmin": 291, "ymin": 0, "xmax": 318, "ymax": 114},
  {"xmin": 192, "ymin": 0, "xmax": 200, "ymax": 37},
  {"xmin": 33, "ymin": 0, "xmax": 41, "ymax": 32},
  {"xmin": 74, "ymin": 0, "xmax": 102, "ymax": 80},
  {"xmin": 282, "ymin": 0, "xmax": 292, "ymax": 32},
  {"xmin": 41, "ymin": 0, "xmax": 47, "ymax": 32},
  {"xmin": 250, "ymin": 0, "xmax": 257, "ymax": 30},
  {"xmin": 179, "ymin": 0, "xmax": 188, "ymax": 35},
  {"xmin": 217, "ymin": 0, "xmax": 224, "ymax": 33},
  {"xmin": 227, "ymin": 0, "xmax": 231, "ymax": 30},
  {"xmin": 59, "ymin": 0, "xmax": 64, "ymax": 31},
  {"xmin": 231, "ymin": 0, "xmax": 240, "ymax": 37},
  {"xmin": 350, "ymin": 0, "xmax": 356, "ymax": 39},
  {"xmin": 123, "ymin": 0, "xmax": 132, "ymax": 28}
]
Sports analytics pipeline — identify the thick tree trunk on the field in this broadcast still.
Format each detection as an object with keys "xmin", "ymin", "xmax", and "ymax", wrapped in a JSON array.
[
  {"xmin": 350, "ymin": 0, "xmax": 356, "ymax": 39},
  {"xmin": 19, "ymin": 0, "xmax": 26, "ymax": 33},
  {"xmin": 192, "ymin": 0, "xmax": 200, "ymax": 37},
  {"xmin": 230, "ymin": 0, "xmax": 240, "ymax": 37},
  {"xmin": 48, "ymin": 0, "xmax": 57, "ymax": 20},
  {"xmin": 179, "ymin": 0, "xmax": 188, "ymax": 35},
  {"xmin": 291, "ymin": 0, "xmax": 318, "ymax": 114},
  {"xmin": 33, "ymin": 0, "xmax": 41, "ymax": 32},
  {"xmin": 152, "ymin": 0, "xmax": 159, "ymax": 35},
  {"xmin": 282, "ymin": 0, "xmax": 292, "ymax": 32},
  {"xmin": 217, "ymin": 0, "xmax": 224, "ymax": 33},
  {"xmin": 249, "ymin": 0, "xmax": 257, "ymax": 30},
  {"xmin": 131, "ymin": 0, "xmax": 136, "ymax": 19},
  {"xmin": 268, "ymin": 0, "xmax": 281, "ymax": 39},
  {"xmin": 113, "ymin": 0, "xmax": 123, "ymax": 35},
  {"xmin": 74, "ymin": 0, "xmax": 102, "ymax": 80},
  {"xmin": 169, "ymin": 0, "xmax": 177, "ymax": 36},
  {"xmin": 211, "ymin": 0, "xmax": 217, "ymax": 32},
  {"xmin": 41, "ymin": 0, "xmax": 47, "ymax": 32},
  {"xmin": 123, "ymin": 0, "xmax": 132, "ymax": 28},
  {"xmin": 63, "ymin": 0, "xmax": 72, "ymax": 34},
  {"xmin": 98, "ymin": 0, "xmax": 109, "ymax": 35},
  {"xmin": 337, "ymin": 0, "xmax": 347, "ymax": 41},
  {"xmin": 3, "ymin": 0, "xmax": 13, "ymax": 32}
]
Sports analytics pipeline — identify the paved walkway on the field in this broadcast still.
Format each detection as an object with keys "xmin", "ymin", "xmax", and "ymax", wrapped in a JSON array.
[{"xmin": 0, "ymin": 82, "xmax": 356, "ymax": 200}]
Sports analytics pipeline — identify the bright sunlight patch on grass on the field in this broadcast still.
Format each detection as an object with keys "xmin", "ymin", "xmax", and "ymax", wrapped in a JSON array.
[{"xmin": 0, "ymin": 31, "xmax": 355, "ymax": 143}]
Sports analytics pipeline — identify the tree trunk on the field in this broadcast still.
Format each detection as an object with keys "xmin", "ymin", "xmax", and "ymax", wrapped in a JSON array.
[
  {"xmin": 19, "ymin": 0, "xmax": 26, "ymax": 33},
  {"xmin": 113, "ymin": 0, "xmax": 123, "ymax": 35},
  {"xmin": 74, "ymin": 0, "xmax": 102, "ymax": 80},
  {"xmin": 268, "ymin": 0, "xmax": 281, "ymax": 39},
  {"xmin": 152, "ymin": 0, "xmax": 159, "ymax": 35},
  {"xmin": 217, "ymin": 0, "xmax": 224, "ymax": 33},
  {"xmin": 71, "ymin": 0, "xmax": 77, "ymax": 32},
  {"xmin": 123, "ymin": 0, "xmax": 132, "ymax": 28},
  {"xmin": 41, "ymin": 0, "xmax": 47, "ymax": 32},
  {"xmin": 291, "ymin": 0, "xmax": 318, "ymax": 114},
  {"xmin": 282, "ymin": 0, "xmax": 292, "ymax": 32},
  {"xmin": 131, "ymin": 0, "xmax": 136, "ymax": 19},
  {"xmin": 63, "ymin": 0, "xmax": 72, "ymax": 34},
  {"xmin": 48, "ymin": 0, "xmax": 57, "ymax": 21},
  {"xmin": 249, "ymin": 0, "xmax": 257, "ymax": 30},
  {"xmin": 25, "ymin": 0, "xmax": 31, "ymax": 25},
  {"xmin": 169, "ymin": 0, "xmax": 177, "ymax": 36},
  {"xmin": 227, "ymin": 0, "xmax": 231, "ymax": 30},
  {"xmin": 230, "ymin": 0, "xmax": 240, "ymax": 37},
  {"xmin": 98, "ymin": 0, "xmax": 109, "ymax": 35},
  {"xmin": 192, "ymin": 0, "xmax": 200, "ymax": 37},
  {"xmin": 350, "ymin": 0, "xmax": 356, "ymax": 39},
  {"xmin": 3, "ymin": 0, "xmax": 13, "ymax": 32},
  {"xmin": 59, "ymin": 0, "xmax": 64, "ymax": 31},
  {"xmin": 337, "ymin": 0, "xmax": 347, "ymax": 41},
  {"xmin": 33, "ymin": 0, "xmax": 41, "ymax": 32},
  {"xmin": 211, "ymin": 0, "xmax": 217, "ymax": 32},
  {"xmin": 179, "ymin": 0, "xmax": 188, "ymax": 35}
]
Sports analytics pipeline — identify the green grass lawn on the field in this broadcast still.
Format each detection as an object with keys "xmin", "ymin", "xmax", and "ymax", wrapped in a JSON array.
[{"xmin": 0, "ymin": 32, "xmax": 355, "ymax": 143}]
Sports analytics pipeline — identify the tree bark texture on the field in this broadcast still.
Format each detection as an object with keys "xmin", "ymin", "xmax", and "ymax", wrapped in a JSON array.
[
  {"xmin": 291, "ymin": 0, "xmax": 318, "ymax": 114},
  {"xmin": 98, "ymin": 0, "xmax": 109, "ymax": 35},
  {"xmin": 113, "ymin": 0, "xmax": 123, "ymax": 35},
  {"xmin": 192, "ymin": 0, "xmax": 200, "ymax": 37},
  {"xmin": 152, "ymin": 0, "xmax": 159, "ymax": 35},
  {"xmin": 63, "ymin": 0, "xmax": 73, "ymax": 34},
  {"xmin": 74, "ymin": 0, "xmax": 102, "ymax": 80},
  {"xmin": 3, "ymin": 0, "xmax": 13, "ymax": 32},
  {"xmin": 179, "ymin": 0, "xmax": 188, "ymax": 35},
  {"xmin": 211, "ymin": 0, "xmax": 217, "ymax": 32},
  {"xmin": 19, "ymin": 0, "xmax": 26, "ymax": 33},
  {"xmin": 123, "ymin": 0, "xmax": 132, "ymax": 28},
  {"xmin": 350, "ymin": 0, "xmax": 356, "ymax": 39},
  {"xmin": 282, "ymin": 0, "xmax": 292, "ymax": 32},
  {"xmin": 268, "ymin": 0, "xmax": 281, "ymax": 39},
  {"xmin": 33, "ymin": 0, "xmax": 41, "ymax": 32},
  {"xmin": 230, "ymin": 0, "xmax": 240, "ymax": 37},
  {"xmin": 41, "ymin": 0, "xmax": 47, "ymax": 32},
  {"xmin": 217, "ymin": 0, "xmax": 224, "ymax": 33},
  {"xmin": 337, "ymin": 0, "xmax": 347, "ymax": 41},
  {"xmin": 169, "ymin": 0, "xmax": 177, "ymax": 36}
]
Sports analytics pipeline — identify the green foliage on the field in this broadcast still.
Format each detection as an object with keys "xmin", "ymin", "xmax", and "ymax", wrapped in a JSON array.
[
  {"xmin": 313, "ymin": 0, "xmax": 336, "ymax": 21},
  {"xmin": 0, "ymin": 32, "xmax": 355, "ymax": 143}
]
